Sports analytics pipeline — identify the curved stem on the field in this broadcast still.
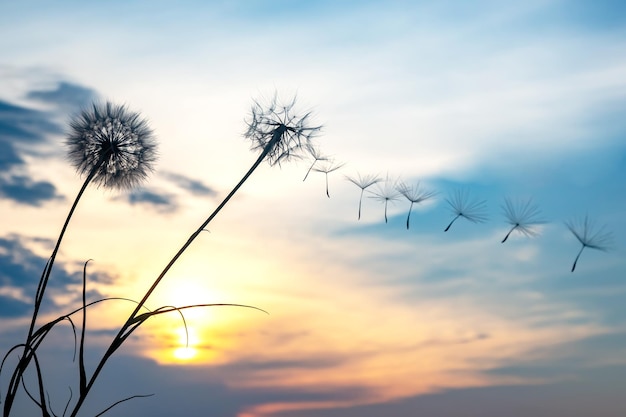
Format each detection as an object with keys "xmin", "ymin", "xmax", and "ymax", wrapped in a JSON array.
[
  {"xmin": 357, "ymin": 189, "xmax": 364, "ymax": 220},
  {"xmin": 501, "ymin": 225, "xmax": 517, "ymax": 243},
  {"xmin": 384, "ymin": 200, "xmax": 389, "ymax": 223},
  {"xmin": 571, "ymin": 245, "xmax": 585, "ymax": 272},
  {"xmin": 444, "ymin": 214, "xmax": 460, "ymax": 232},
  {"xmin": 325, "ymin": 174, "xmax": 330, "ymax": 198},
  {"xmin": 27, "ymin": 168, "xmax": 97, "ymax": 341},
  {"xmin": 4, "ymin": 163, "xmax": 100, "ymax": 417},
  {"xmin": 68, "ymin": 128, "xmax": 285, "ymax": 417},
  {"xmin": 303, "ymin": 160, "xmax": 316, "ymax": 181},
  {"xmin": 406, "ymin": 202, "xmax": 414, "ymax": 230}
]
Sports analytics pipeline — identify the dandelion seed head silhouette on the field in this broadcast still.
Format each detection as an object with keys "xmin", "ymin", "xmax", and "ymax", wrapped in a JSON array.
[
  {"xmin": 66, "ymin": 101, "xmax": 158, "ymax": 190},
  {"xmin": 245, "ymin": 95, "xmax": 322, "ymax": 166}
]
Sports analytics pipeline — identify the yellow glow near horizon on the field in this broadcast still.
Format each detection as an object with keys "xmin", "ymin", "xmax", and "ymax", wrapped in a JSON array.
[{"xmin": 173, "ymin": 346, "xmax": 198, "ymax": 360}]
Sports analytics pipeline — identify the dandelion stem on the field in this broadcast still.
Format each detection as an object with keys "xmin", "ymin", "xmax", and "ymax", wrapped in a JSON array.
[
  {"xmin": 68, "ymin": 127, "xmax": 286, "ymax": 417},
  {"xmin": 444, "ymin": 214, "xmax": 460, "ymax": 232},
  {"xmin": 357, "ymin": 189, "xmax": 364, "ymax": 220},
  {"xmin": 325, "ymin": 174, "xmax": 330, "ymax": 198},
  {"xmin": 27, "ymin": 165, "xmax": 99, "ymax": 341},
  {"xmin": 384, "ymin": 201, "xmax": 389, "ymax": 223},
  {"xmin": 303, "ymin": 161, "xmax": 317, "ymax": 182},
  {"xmin": 406, "ymin": 202, "xmax": 414, "ymax": 230},
  {"xmin": 501, "ymin": 225, "xmax": 518, "ymax": 243},
  {"xmin": 571, "ymin": 245, "xmax": 585, "ymax": 272},
  {"xmin": 4, "ymin": 161, "xmax": 103, "ymax": 417}
]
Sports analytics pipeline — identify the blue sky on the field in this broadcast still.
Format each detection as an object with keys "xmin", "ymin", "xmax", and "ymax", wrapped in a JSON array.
[{"xmin": 1, "ymin": 1, "xmax": 625, "ymax": 416}]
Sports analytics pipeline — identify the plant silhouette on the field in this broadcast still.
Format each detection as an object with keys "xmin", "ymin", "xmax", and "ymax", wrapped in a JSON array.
[
  {"xmin": 0, "ymin": 94, "xmax": 321, "ymax": 417},
  {"xmin": 1, "ymin": 102, "xmax": 157, "ymax": 417}
]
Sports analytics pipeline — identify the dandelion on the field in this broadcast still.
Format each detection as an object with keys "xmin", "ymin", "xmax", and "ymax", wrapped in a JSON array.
[
  {"xmin": 130, "ymin": 94, "xmax": 322, "ymax": 330},
  {"xmin": 345, "ymin": 172, "xmax": 382, "ymax": 220},
  {"xmin": 35, "ymin": 101, "xmax": 157, "ymax": 328},
  {"xmin": 67, "ymin": 101, "xmax": 158, "ymax": 190},
  {"xmin": 397, "ymin": 181, "xmax": 436, "ymax": 230},
  {"xmin": 244, "ymin": 94, "xmax": 322, "ymax": 166},
  {"xmin": 566, "ymin": 215, "xmax": 613, "ymax": 272},
  {"xmin": 500, "ymin": 197, "xmax": 546, "ymax": 243},
  {"xmin": 3, "ymin": 102, "xmax": 158, "ymax": 417},
  {"xmin": 444, "ymin": 189, "xmax": 487, "ymax": 232},
  {"xmin": 312, "ymin": 159, "xmax": 345, "ymax": 198},
  {"xmin": 369, "ymin": 176, "xmax": 401, "ymax": 223},
  {"xmin": 302, "ymin": 145, "xmax": 328, "ymax": 181}
]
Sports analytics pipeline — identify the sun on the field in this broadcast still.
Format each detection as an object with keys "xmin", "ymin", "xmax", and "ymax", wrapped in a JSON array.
[{"xmin": 173, "ymin": 346, "xmax": 198, "ymax": 360}]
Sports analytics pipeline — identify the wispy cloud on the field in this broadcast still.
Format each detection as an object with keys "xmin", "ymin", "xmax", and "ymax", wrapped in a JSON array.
[
  {"xmin": 27, "ymin": 81, "xmax": 98, "ymax": 111},
  {"xmin": 162, "ymin": 171, "xmax": 217, "ymax": 197},
  {"xmin": 0, "ymin": 235, "xmax": 109, "ymax": 317},
  {"xmin": 116, "ymin": 188, "xmax": 178, "ymax": 213},
  {"xmin": 0, "ymin": 175, "xmax": 64, "ymax": 206}
]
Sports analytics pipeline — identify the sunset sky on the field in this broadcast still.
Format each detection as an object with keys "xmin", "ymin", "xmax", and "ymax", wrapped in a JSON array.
[{"xmin": 1, "ymin": 1, "xmax": 625, "ymax": 416}]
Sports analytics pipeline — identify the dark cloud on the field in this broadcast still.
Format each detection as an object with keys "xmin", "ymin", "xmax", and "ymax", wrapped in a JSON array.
[
  {"xmin": 0, "ymin": 99, "xmax": 62, "ymax": 179},
  {"xmin": 117, "ymin": 188, "xmax": 178, "ymax": 212},
  {"xmin": 0, "ymin": 175, "xmax": 64, "ymax": 206},
  {"xmin": 27, "ymin": 81, "xmax": 97, "ymax": 111},
  {"xmin": 0, "ymin": 235, "xmax": 108, "ymax": 318},
  {"xmin": 5, "ymin": 353, "xmax": 369, "ymax": 417},
  {"xmin": 162, "ymin": 172, "xmax": 217, "ymax": 197},
  {"xmin": 0, "ymin": 294, "xmax": 31, "ymax": 317},
  {"xmin": 0, "ymin": 140, "xmax": 24, "ymax": 168},
  {"xmin": 0, "ymin": 82, "xmax": 94, "ymax": 205}
]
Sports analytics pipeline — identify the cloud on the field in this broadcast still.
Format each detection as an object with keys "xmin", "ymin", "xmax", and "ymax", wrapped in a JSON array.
[
  {"xmin": 162, "ymin": 172, "xmax": 217, "ymax": 197},
  {"xmin": 0, "ymin": 175, "xmax": 64, "ymax": 206},
  {"xmin": 0, "ymin": 294, "xmax": 32, "ymax": 318},
  {"xmin": 0, "ymin": 99, "xmax": 61, "ymax": 172},
  {"xmin": 117, "ymin": 188, "xmax": 178, "ymax": 212},
  {"xmin": 0, "ymin": 81, "xmax": 98, "ymax": 205},
  {"xmin": 27, "ymin": 81, "xmax": 98, "ymax": 111},
  {"xmin": 0, "ymin": 235, "xmax": 109, "ymax": 318}
]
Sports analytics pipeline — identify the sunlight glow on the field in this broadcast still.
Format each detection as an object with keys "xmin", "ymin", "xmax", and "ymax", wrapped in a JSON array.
[{"xmin": 173, "ymin": 346, "xmax": 198, "ymax": 360}]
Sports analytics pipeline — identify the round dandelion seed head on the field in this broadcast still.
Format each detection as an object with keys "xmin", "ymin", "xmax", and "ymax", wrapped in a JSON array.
[
  {"xmin": 66, "ymin": 101, "xmax": 158, "ymax": 190},
  {"xmin": 244, "ymin": 94, "xmax": 322, "ymax": 166}
]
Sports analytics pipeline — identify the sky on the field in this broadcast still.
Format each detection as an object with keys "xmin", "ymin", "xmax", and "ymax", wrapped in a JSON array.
[{"xmin": 1, "ymin": 0, "xmax": 625, "ymax": 416}]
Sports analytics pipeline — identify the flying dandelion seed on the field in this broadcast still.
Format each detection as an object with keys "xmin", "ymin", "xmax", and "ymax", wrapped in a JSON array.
[
  {"xmin": 500, "ymin": 197, "xmax": 546, "ymax": 243},
  {"xmin": 444, "ymin": 189, "xmax": 487, "ymax": 232},
  {"xmin": 302, "ymin": 145, "xmax": 328, "ymax": 181},
  {"xmin": 566, "ymin": 215, "xmax": 613, "ymax": 272},
  {"xmin": 397, "ymin": 181, "xmax": 437, "ymax": 230},
  {"xmin": 66, "ymin": 101, "xmax": 158, "ymax": 190},
  {"xmin": 345, "ymin": 172, "xmax": 382, "ymax": 220},
  {"xmin": 244, "ymin": 93, "xmax": 322, "ymax": 166},
  {"xmin": 369, "ymin": 176, "xmax": 401, "ymax": 223},
  {"xmin": 313, "ymin": 159, "xmax": 345, "ymax": 198}
]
